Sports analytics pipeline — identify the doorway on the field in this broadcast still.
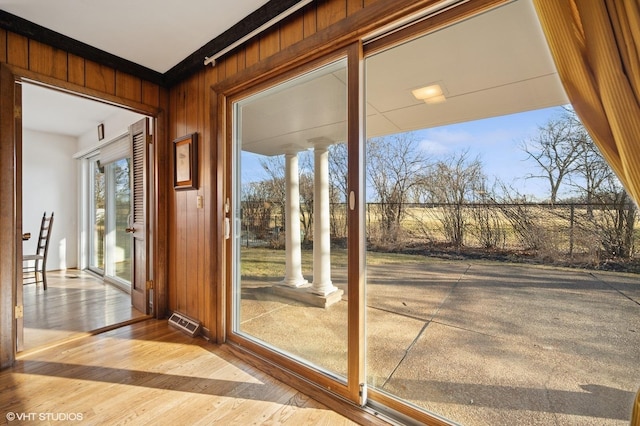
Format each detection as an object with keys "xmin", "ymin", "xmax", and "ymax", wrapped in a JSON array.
[{"xmin": 19, "ymin": 82, "xmax": 151, "ymax": 351}]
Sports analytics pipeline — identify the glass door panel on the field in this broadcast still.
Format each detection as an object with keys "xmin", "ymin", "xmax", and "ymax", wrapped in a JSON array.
[
  {"xmin": 363, "ymin": 1, "xmax": 639, "ymax": 424},
  {"xmin": 110, "ymin": 157, "xmax": 132, "ymax": 283},
  {"xmin": 102, "ymin": 157, "xmax": 132, "ymax": 286},
  {"xmin": 89, "ymin": 158, "xmax": 105, "ymax": 273},
  {"xmin": 232, "ymin": 58, "xmax": 350, "ymax": 380}
]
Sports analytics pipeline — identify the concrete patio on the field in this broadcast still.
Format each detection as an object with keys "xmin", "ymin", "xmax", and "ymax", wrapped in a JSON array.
[{"xmin": 239, "ymin": 253, "xmax": 640, "ymax": 425}]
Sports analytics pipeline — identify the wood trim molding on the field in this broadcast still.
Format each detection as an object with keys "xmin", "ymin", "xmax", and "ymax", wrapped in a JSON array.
[
  {"xmin": 0, "ymin": 64, "xmax": 17, "ymax": 369},
  {"xmin": 8, "ymin": 64, "xmax": 162, "ymax": 116}
]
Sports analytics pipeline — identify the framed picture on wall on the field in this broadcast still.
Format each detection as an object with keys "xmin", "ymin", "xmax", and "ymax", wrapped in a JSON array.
[{"xmin": 173, "ymin": 133, "xmax": 198, "ymax": 190}]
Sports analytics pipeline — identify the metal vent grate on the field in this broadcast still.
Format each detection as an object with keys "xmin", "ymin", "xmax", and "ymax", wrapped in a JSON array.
[{"xmin": 168, "ymin": 312, "xmax": 201, "ymax": 337}]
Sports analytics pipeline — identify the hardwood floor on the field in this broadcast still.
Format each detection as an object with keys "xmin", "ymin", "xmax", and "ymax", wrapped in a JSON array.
[
  {"xmin": 1, "ymin": 320, "xmax": 358, "ymax": 425},
  {"xmin": 22, "ymin": 269, "xmax": 146, "ymax": 350}
]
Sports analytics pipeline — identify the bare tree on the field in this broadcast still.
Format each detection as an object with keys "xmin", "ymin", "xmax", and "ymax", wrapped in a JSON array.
[
  {"xmin": 241, "ymin": 181, "xmax": 276, "ymax": 244},
  {"xmin": 569, "ymin": 118, "xmax": 614, "ymax": 217},
  {"xmin": 521, "ymin": 110, "xmax": 585, "ymax": 204},
  {"xmin": 470, "ymin": 179, "xmax": 506, "ymax": 249},
  {"xmin": 259, "ymin": 155, "xmax": 286, "ymax": 206},
  {"xmin": 588, "ymin": 174, "xmax": 636, "ymax": 259},
  {"xmin": 427, "ymin": 150, "xmax": 484, "ymax": 248},
  {"xmin": 328, "ymin": 143, "xmax": 348, "ymax": 239},
  {"xmin": 493, "ymin": 182, "xmax": 545, "ymax": 251},
  {"xmin": 366, "ymin": 133, "xmax": 430, "ymax": 243}
]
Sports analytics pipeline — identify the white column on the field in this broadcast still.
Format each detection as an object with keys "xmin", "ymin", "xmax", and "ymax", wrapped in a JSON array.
[
  {"xmin": 281, "ymin": 152, "xmax": 308, "ymax": 287},
  {"xmin": 311, "ymin": 145, "xmax": 337, "ymax": 296}
]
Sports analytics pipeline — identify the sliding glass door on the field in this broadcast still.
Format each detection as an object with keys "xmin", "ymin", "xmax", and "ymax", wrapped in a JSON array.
[
  {"xmin": 105, "ymin": 157, "xmax": 132, "ymax": 285},
  {"xmin": 229, "ymin": 50, "xmax": 364, "ymax": 402},
  {"xmin": 89, "ymin": 156, "xmax": 105, "ymax": 273},
  {"xmin": 88, "ymin": 149, "xmax": 132, "ymax": 287},
  {"xmin": 228, "ymin": 2, "xmax": 638, "ymax": 424}
]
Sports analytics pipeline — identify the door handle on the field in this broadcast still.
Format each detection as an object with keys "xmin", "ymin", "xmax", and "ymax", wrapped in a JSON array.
[{"xmin": 125, "ymin": 227, "xmax": 135, "ymax": 233}]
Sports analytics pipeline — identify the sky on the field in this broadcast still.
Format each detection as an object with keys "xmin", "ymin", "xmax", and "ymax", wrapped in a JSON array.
[
  {"xmin": 414, "ymin": 105, "xmax": 569, "ymax": 200},
  {"xmin": 241, "ymin": 104, "xmax": 578, "ymax": 201}
]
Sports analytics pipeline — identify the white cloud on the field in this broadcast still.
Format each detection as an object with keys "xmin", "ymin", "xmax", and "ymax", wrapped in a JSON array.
[
  {"xmin": 418, "ymin": 139, "xmax": 449, "ymax": 155},
  {"xmin": 425, "ymin": 128, "xmax": 474, "ymax": 144}
]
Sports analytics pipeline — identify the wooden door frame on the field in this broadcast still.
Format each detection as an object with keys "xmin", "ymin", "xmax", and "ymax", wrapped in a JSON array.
[
  {"xmin": 0, "ymin": 64, "xmax": 168, "ymax": 368},
  {"xmin": 0, "ymin": 64, "xmax": 19, "ymax": 369},
  {"xmin": 215, "ymin": 44, "xmax": 365, "ymax": 404}
]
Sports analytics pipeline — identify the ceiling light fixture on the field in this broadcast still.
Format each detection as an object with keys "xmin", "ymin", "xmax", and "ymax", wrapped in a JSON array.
[{"xmin": 412, "ymin": 84, "xmax": 446, "ymax": 104}]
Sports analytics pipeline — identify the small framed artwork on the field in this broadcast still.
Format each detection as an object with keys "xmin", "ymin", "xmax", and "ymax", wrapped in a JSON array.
[{"xmin": 173, "ymin": 133, "xmax": 198, "ymax": 190}]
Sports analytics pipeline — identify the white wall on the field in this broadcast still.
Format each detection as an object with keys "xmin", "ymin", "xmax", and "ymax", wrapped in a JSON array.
[
  {"xmin": 23, "ymin": 129, "xmax": 78, "ymax": 271},
  {"xmin": 77, "ymin": 109, "xmax": 145, "ymax": 154}
]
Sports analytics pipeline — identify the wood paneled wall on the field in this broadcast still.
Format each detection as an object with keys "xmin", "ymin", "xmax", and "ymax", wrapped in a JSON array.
[
  {"xmin": 0, "ymin": 29, "xmax": 162, "ymax": 106},
  {"xmin": 166, "ymin": 0, "xmax": 386, "ymax": 339}
]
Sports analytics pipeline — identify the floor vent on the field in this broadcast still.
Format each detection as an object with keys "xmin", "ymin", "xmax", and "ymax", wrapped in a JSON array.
[{"xmin": 168, "ymin": 312, "xmax": 201, "ymax": 337}]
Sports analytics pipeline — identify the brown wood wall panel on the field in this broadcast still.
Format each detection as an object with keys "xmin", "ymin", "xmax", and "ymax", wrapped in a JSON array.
[
  {"xmin": 245, "ymin": 39, "xmax": 260, "ymax": 69},
  {"xmin": 185, "ymin": 74, "xmax": 200, "ymax": 321},
  {"xmin": 259, "ymin": 28, "xmax": 281, "ymax": 61},
  {"xmin": 303, "ymin": 4, "xmax": 318, "ymax": 38},
  {"xmin": 142, "ymin": 81, "xmax": 160, "ymax": 107},
  {"xmin": 28, "ymin": 41, "xmax": 67, "ymax": 81},
  {"xmin": 166, "ymin": 69, "xmax": 216, "ymax": 328},
  {"xmin": 236, "ymin": 50, "xmax": 247, "ymax": 73},
  {"xmin": 225, "ymin": 52, "xmax": 239, "ymax": 78},
  {"xmin": 169, "ymin": 82, "xmax": 186, "ymax": 315},
  {"xmin": 347, "ymin": 0, "xmax": 364, "ymax": 16},
  {"xmin": 7, "ymin": 32, "xmax": 28, "ymax": 69},
  {"xmin": 194, "ymin": 71, "xmax": 206, "ymax": 326},
  {"xmin": 281, "ymin": 12, "xmax": 305, "ymax": 49},
  {"xmin": 116, "ymin": 71, "xmax": 142, "ymax": 103},
  {"xmin": 85, "ymin": 60, "xmax": 116, "ymax": 95},
  {"xmin": 317, "ymin": 0, "xmax": 347, "ymax": 31},
  {"xmin": 68, "ymin": 54, "xmax": 85, "ymax": 86},
  {"xmin": 0, "ymin": 30, "xmax": 6, "ymax": 63}
]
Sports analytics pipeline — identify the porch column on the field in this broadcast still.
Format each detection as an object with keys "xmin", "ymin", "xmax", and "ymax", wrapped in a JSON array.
[
  {"xmin": 281, "ymin": 152, "xmax": 308, "ymax": 287},
  {"xmin": 311, "ymin": 144, "xmax": 337, "ymax": 296}
]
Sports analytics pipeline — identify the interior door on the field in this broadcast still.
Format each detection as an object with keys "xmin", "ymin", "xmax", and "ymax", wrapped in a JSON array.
[{"xmin": 129, "ymin": 118, "xmax": 150, "ymax": 313}]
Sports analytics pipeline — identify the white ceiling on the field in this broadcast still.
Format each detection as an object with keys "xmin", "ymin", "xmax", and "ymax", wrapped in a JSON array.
[
  {"xmin": 0, "ymin": 0, "xmax": 270, "ymax": 74},
  {"xmin": 240, "ymin": 0, "xmax": 568, "ymax": 156},
  {"xmin": 21, "ymin": 83, "xmax": 132, "ymax": 137}
]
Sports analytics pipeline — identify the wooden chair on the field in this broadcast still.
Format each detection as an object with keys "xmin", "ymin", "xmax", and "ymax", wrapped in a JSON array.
[{"xmin": 23, "ymin": 212, "xmax": 54, "ymax": 290}]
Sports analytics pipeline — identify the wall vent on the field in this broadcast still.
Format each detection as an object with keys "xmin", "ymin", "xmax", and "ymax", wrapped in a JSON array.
[{"xmin": 168, "ymin": 312, "xmax": 201, "ymax": 337}]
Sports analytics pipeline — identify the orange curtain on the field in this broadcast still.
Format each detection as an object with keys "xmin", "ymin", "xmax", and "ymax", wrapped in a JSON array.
[
  {"xmin": 532, "ymin": 0, "xmax": 640, "ymax": 203},
  {"xmin": 633, "ymin": 388, "xmax": 640, "ymax": 426}
]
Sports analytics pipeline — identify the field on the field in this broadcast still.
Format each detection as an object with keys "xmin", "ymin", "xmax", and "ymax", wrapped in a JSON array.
[{"xmin": 241, "ymin": 202, "xmax": 640, "ymax": 272}]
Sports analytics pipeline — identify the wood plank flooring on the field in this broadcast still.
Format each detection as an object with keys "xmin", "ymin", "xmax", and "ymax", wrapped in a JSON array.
[
  {"xmin": 1, "ymin": 320, "xmax": 357, "ymax": 425},
  {"xmin": 22, "ymin": 269, "xmax": 146, "ymax": 350}
]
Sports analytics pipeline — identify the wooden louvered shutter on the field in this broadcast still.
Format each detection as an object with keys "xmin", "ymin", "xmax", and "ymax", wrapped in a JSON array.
[{"xmin": 129, "ymin": 118, "xmax": 149, "ymax": 313}]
